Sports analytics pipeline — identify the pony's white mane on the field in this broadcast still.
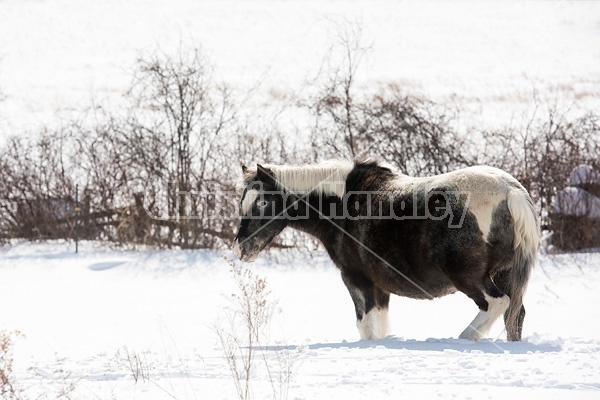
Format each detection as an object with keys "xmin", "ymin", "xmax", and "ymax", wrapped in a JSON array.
[{"xmin": 260, "ymin": 160, "xmax": 354, "ymax": 198}]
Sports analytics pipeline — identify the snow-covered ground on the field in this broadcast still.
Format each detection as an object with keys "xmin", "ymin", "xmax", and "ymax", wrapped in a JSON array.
[
  {"xmin": 1, "ymin": 1, "xmax": 599, "ymax": 398},
  {"xmin": 1, "ymin": 0, "xmax": 599, "ymax": 136},
  {"xmin": 1, "ymin": 241, "xmax": 599, "ymax": 399}
]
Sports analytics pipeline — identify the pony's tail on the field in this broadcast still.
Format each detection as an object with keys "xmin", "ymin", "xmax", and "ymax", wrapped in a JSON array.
[{"xmin": 504, "ymin": 188, "xmax": 540, "ymax": 341}]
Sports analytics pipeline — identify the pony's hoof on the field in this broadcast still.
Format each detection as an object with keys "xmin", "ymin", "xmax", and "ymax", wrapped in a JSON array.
[{"xmin": 459, "ymin": 328, "xmax": 482, "ymax": 341}]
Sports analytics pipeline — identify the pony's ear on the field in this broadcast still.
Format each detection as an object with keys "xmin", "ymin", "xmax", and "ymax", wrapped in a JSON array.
[
  {"xmin": 256, "ymin": 163, "xmax": 275, "ymax": 183},
  {"xmin": 241, "ymin": 164, "xmax": 248, "ymax": 173}
]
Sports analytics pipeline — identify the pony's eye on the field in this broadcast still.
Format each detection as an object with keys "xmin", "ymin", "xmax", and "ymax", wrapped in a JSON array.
[{"xmin": 256, "ymin": 200, "xmax": 269, "ymax": 208}]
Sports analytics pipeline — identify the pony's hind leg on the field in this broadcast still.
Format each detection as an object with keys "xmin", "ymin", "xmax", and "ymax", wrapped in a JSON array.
[
  {"xmin": 493, "ymin": 269, "xmax": 526, "ymax": 341},
  {"xmin": 457, "ymin": 277, "xmax": 510, "ymax": 341},
  {"xmin": 341, "ymin": 270, "xmax": 390, "ymax": 340}
]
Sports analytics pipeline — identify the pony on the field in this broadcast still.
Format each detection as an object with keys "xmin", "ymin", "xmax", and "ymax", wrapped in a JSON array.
[{"xmin": 233, "ymin": 159, "xmax": 539, "ymax": 341}]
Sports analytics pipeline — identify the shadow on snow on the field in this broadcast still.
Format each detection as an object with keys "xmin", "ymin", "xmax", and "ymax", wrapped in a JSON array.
[{"xmin": 258, "ymin": 336, "xmax": 562, "ymax": 354}]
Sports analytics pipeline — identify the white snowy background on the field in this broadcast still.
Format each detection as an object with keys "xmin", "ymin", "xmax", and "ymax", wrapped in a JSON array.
[
  {"xmin": 1, "ymin": 0, "xmax": 599, "ymax": 133},
  {"xmin": 1, "ymin": 1, "xmax": 600, "ymax": 399}
]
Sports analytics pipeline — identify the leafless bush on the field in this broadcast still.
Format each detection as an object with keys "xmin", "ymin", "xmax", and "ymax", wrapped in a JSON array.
[
  {"xmin": 550, "ymin": 214, "xmax": 600, "ymax": 251},
  {"xmin": 114, "ymin": 346, "xmax": 152, "ymax": 384},
  {"xmin": 216, "ymin": 257, "xmax": 275, "ymax": 400},
  {"xmin": 0, "ymin": 127, "xmax": 77, "ymax": 241},
  {"xmin": 480, "ymin": 105, "xmax": 600, "ymax": 250},
  {"xmin": 482, "ymin": 108, "xmax": 599, "ymax": 219},
  {"xmin": 356, "ymin": 87, "xmax": 470, "ymax": 175},
  {"xmin": 1, "ymin": 331, "xmax": 22, "ymax": 400},
  {"xmin": 547, "ymin": 164, "xmax": 600, "ymax": 250},
  {"xmin": 1, "ymin": 331, "xmax": 78, "ymax": 400},
  {"xmin": 115, "ymin": 45, "xmax": 238, "ymax": 248},
  {"xmin": 26, "ymin": 366, "xmax": 78, "ymax": 400},
  {"xmin": 216, "ymin": 256, "xmax": 302, "ymax": 400},
  {"xmin": 263, "ymin": 342, "xmax": 305, "ymax": 400},
  {"xmin": 0, "ymin": 45, "xmax": 247, "ymax": 249},
  {"xmin": 307, "ymin": 23, "xmax": 472, "ymax": 175}
]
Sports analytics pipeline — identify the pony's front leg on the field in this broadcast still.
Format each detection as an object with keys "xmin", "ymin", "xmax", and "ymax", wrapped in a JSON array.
[{"xmin": 341, "ymin": 270, "xmax": 391, "ymax": 340}]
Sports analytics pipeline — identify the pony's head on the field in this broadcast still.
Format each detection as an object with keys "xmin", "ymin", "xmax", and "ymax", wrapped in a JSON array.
[
  {"xmin": 232, "ymin": 160, "xmax": 354, "ymax": 262},
  {"xmin": 232, "ymin": 164, "xmax": 289, "ymax": 262}
]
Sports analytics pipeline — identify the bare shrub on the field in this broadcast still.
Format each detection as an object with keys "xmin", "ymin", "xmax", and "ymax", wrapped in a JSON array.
[
  {"xmin": 0, "ymin": 127, "xmax": 77, "ymax": 241},
  {"xmin": 306, "ymin": 21, "xmax": 372, "ymax": 159},
  {"xmin": 1, "ymin": 331, "xmax": 21, "ymax": 400},
  {"xmin": 358, "ymin": 87, "xmax": 470, "ymax": 175},
  {"xmin": 216, "ymin": 257, "xmax": 275, "ymax": 400},
  {"xmin": 482, "ymin": 108, "xmax": 599, "ymax": 223},
  {"xmin": 114, "ymin": 346, "xmax": 152, "ymax": 384},
  {"xmin": 120, "ymin": 45, "xmax": 238, "ymax": 249},
  {"xmin": 307, "ymin": 23, "xmax": 472, "ymax": 175},
  {"xmin": 0, "ymin": 45, "xmax": 246, "ymax": 249},
  {"xmin": 216, "ymin": 256, "xmax": 302, "ymax": 400},
  {"xmin": 263, "ymin": 342, "xmax": 305, "ymax": 400},
  {"xmin": 1, "ymin": 331, "xmax": 78, "ymax": 400},
  {"xmin": 26, "ymin": 365, "xmax": 78, "ymax": 400}
]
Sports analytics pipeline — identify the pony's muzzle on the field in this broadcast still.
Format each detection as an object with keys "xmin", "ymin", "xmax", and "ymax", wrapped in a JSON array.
[
  {"xmin": 232, "ymin": 239, "xmax": 258, "ymax": 263},
  {"xmin": 233, "ymin": 240, "xmax": 243, "ymax": 260}
]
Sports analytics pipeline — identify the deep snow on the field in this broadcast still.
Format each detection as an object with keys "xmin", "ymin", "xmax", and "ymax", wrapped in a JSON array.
[{"xmin": 0, "ymin": 241, "xmax": 599, "ymax": 399}]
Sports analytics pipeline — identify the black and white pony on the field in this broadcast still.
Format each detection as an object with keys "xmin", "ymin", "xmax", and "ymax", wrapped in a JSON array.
[{"xmin": 233, "ymin": 160, "xmax": 539, "ymax": 341}]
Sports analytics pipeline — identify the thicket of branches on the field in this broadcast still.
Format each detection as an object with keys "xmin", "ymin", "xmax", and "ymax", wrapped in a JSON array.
[
  {"xmin": 482, "ymin": 108, "xmax": 600, "ymax": 222},
  {"xmin": 0, "ymin": 46, "xmax": 306, "ymax": 249},
  {"xmin": 0, "ymin": 40, "xmax": 597, "ymax": 250}
]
